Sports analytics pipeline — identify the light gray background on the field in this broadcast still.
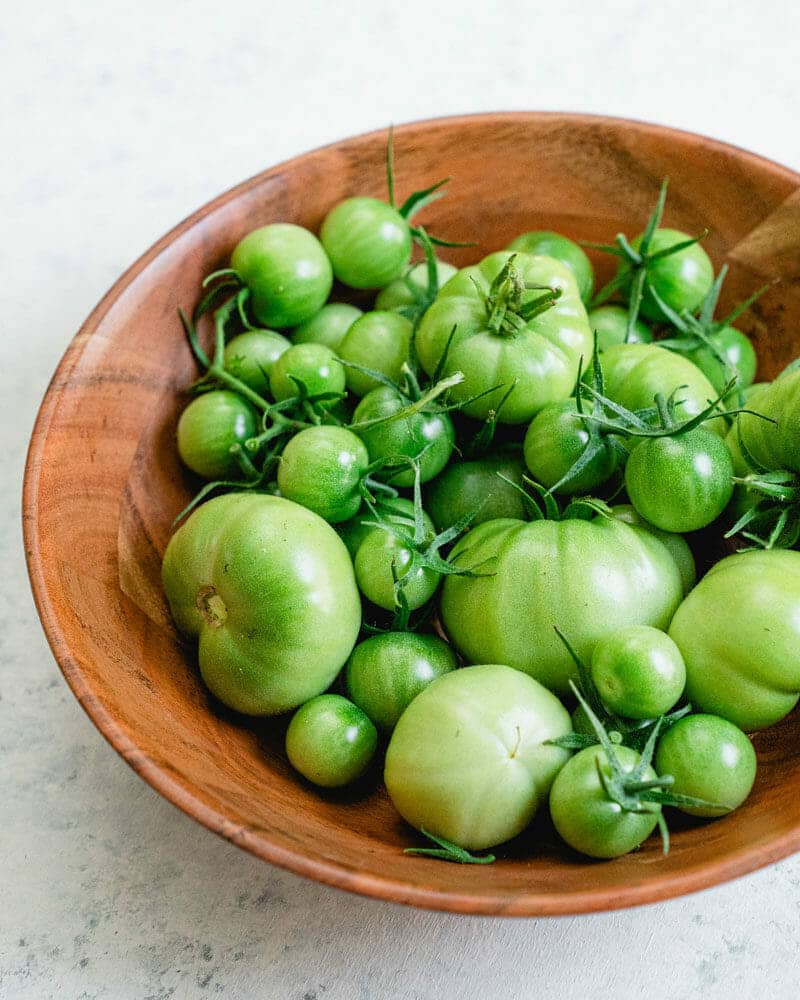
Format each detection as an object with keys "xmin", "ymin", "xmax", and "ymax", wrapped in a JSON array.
[{"xmin": 4, "ymin": 2, "xmax": 800, "ymax": 997}]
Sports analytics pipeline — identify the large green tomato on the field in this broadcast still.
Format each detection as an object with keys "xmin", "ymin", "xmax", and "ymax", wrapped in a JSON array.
[
  {"xmin": 736, "ymin": 368, "xmax": 800, "ymax": 472},
  {"xmin": 441, "ymin": 516, "xmax": 682, "ymax": 695},
  {"xmin": 161, "ymin": 493, "xmax": 361, "ymax": 715},
  {"xmin": 415, "ymin": 252, "xmax": 593, "ymax": 424},
  {"xmin": 384, "ymin": 664, "xmax": 572, "ymax": 850},
  {"xmin": 669, "ymin": 550, "xmax": 800, "ymax": 731}
]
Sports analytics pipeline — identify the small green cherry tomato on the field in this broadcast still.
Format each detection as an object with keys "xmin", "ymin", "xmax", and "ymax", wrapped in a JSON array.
[
  {"xmin": 626, "ymin": 228, "xmax": 714, "ymax": 323},
  {"xmin": 590, "ymin": 626, "xmax": 686, "ymax": 719},
  {"xmin": 291, "ymin": 302, "xmax": 363, "ymax": 351},
  {"xmin": 523, "ymin": 400, "xmax": 618, "ymax": 495},
  {"xmin": 549, "ymin": 745, "xmax": 661, "ymax": 858},
  {"xmin": 176, "ymin": 390, "xmax": 258, "ymax": 480},
  {"xmin": 625, "ymin": 427, "xmax": 734, "ymax": 532},
  {"xmin": 277, "ymin": 426, "xmax": 369, "ymax": 524},
  {"xmin": 375, "ymin": 260, "xmax": 458, "ymax": 311},
  {"xmin": 345, "ymin": 632, "xmax": 457, "ymax": 731},
  {"xmin": 685, "ymin": 325, "xmax": 758, "ymax": 398},
  {"xmin": 285, "ymin": 694, "xmax": 377, "ymax": 788},
  {"xmin": 354, "ymin": 528, "xmax": 439, "ymax": 611},
  {"xmin": 230, "ymin": 223, "xmax": 333, "ymax": 328},
  {"xmin": 223, "ymin": 329, "xmax": 291, "ymax": 395},
  {"xmin": 654, "ymin": 714, "xmax": 756, "ymax": 817},
  {"xmin": 508, "ymin": 231, "xmax": 594, "ymax": 304},
  {"xmin": 337, "ymin": 497, "xmax": 434, "ymax": 559},
  {"xmin": 425, "ymin": 453, "xmax": 527, "ymax": 532},
  {"xmin": 320, "ymin": 197, "xmax": 412, "ymax": 289},
  {"xmin": 338, "ymin": 311, "xmax": 413, "ymax": 396},
  {"xmin": 587, "ymin": 305, "xmax": 652, "ymax": 349},
  {"xmin": 269, "ymin": 342, "xmax": 346, "ymax": 402}
]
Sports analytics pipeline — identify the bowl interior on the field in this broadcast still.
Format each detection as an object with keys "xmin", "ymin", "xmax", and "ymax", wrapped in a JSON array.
[{"xmin": 25, "ymin": 113, "xmax": 800, "ymax": 915}]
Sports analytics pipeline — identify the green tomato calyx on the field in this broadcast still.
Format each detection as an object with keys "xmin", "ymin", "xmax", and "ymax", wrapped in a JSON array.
[
  {"xmin": 726, "ymin": 466, "xmax": 800, "ymax": 550},
  {"xmin": 482, "ymin": 255, "xmax": 562, "ymax": 337}
]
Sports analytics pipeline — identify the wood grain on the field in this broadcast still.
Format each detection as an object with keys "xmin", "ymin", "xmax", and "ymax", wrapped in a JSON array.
[{"xmin": 23, "ymin": 113, "xmax": 800, "ymax": 916}]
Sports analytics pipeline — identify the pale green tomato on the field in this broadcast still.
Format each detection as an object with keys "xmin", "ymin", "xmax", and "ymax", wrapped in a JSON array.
[{"xmin": 291, "ymin": 303, "xmax": 363, "ymax": 351}]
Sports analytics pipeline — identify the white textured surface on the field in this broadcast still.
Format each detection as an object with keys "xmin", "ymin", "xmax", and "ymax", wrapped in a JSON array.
[{"xmin": 4, "ymin": 3, "xmax": 800, "ymax": 997}]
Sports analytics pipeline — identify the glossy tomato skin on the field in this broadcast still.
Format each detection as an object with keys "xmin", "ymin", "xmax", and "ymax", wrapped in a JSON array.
[
  {"xmin": 626, "ymin": 228, "xmax": 714, "ymax": 322},
  {"xmin": 415, "ymin": 252, "xmax": 593, "ymax": 424},
  {"xmin": 277, "ymin": 426, "xmax": 369, "ymax": 523},
  {"xmin": 609, "ymin": 505, "xmax": 696, "ymax": 595},
  {"xmin": 669, "ymin": 550, "xmax": 800, "ymax": 731},
  {"xmin": 441, "ymin": 516, "xmax": 682, "ymax": 695},
  {"xmin": 587, "ymin": 305, "xmax": 652, "ymax": 350},
  {"xmin": 384, "ymin": 664, "xmax": 572, "ymax": 849},
  {"xmin": 176, "ymin": 390, "xmax": 258, "ymax": 480},
  {"xmin": 508, "ymin": 231, "xmax": 594, "ymax": 304},
  {"xmin": 425, "ymin": 452, "xmax": 527, "ymax": 532},
  {"xmin": 590, "ymin": 625, "xmax": 685, "ymax": 719},
  {"xmin": 549, "ymin": 745, "xmax": 660, "ymax": 858},
  {"xmin": 654, "ymin": 714, "xmax": 756, "ymax": 817},
  {"xmin": 223, "ymin": 330, "xmax": 291, "ymax": 395},
  {"xmin": 338, "ymin": 311, "xmax": 413, "ymax": 396},
  {"xmin": 269, "ymin": 343, "xmax": 346, "ymax": 402},
  {"xmin": 354, "ymin": 528, "xmax": 439, "ymax": 611},
  {"xmin": 736, "ymin": 368, "xmax": 800, "ymax": 472},
  {"xmin": 231, "ymin": 223, "xmax": 333, "ymax": 328},
  {"xmin": 320, "ymin": 197, "xmax": 412, "ymax": 289},
  {"xmin": 523, "ymin": 400, "xmax": 618, "ymax": 495},
  {"xmin": 285, "ymin": 694, "xmax": 377, "ymax": 788},
  {"xmin": 352, "ymin": 386, "xmax": 454, "ymax": 487},
  {"xmin": 291, "ymin": 302, "xmax": 363, "ymax": 351},
  {"xmin": 337, "ymin": 497, "xmax": 433, "ymax": 559},
  {"xmin": 345, "ymin": 632, "xmax": 457, "ymax": 731},
  {"xmin": 375, "ymin": 260, "xmax": 458, "ymax": 311},
  {"xmin": 161, "ymin": 494, "xmax": 361, "ymax": 715},
  {"xmin": 686, "ymin": 325, "xmax": 757, "ymax": 398},
  {"xmin": 624, "ymin": 427, "xmax": 734, "ymax": 532}
]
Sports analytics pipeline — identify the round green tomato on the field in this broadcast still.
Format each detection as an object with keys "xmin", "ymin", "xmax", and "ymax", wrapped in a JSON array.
[
  {"xmin": 277, "ymin": 426, "xmax": 369, "ymax": 524},
  {"xmin": 625, "ymin": 427, "xmax": 734, "ymax": 532},
  {"xmin": 231, "ymin": 223, "xmax": 333, "ymax": 328},
  {"xmin": 320, "ymin": 197, "xmax": 412, "ymax": 289},
  {"xmin": 223, "ymin": 329, "xmax": 291, "ymax": 395},
  {"xmin": 654, "ymin": 714, "xmax": 756, "ymax": 817},
  {"xmin": 375, "ymin": 260, "xmax": 458, "ymax": 311},
  {"xmin": 177, "ymin": 390, "xmax": 258, "ymax": 480},
  {"xmin": 590, "ymin": 626, "xmax": 685, "ymax": 719},
  {"xmin": 549, "ymin": 745, "xmax": 660, "ymax": 858},
  {"xmin": 736, "ymin": 368, "xmax": 800, "ymax": 473},
  {"xmin": 685, "ymin": 326, "xmax": 757, "ymax": 398},
  {"xmin": 285, "ymin": 694, "xmax": 377, "ymax": 788},
  {"xmin": 609, "ymin": 505, "xmax": 696, "ymax": 595},
  {"xmin": 587, "ymin": 305, "xmax": 652, "ymax": 349},
  {"xmin": 625, "ymin": 228, "xmax": 714, "ymax": 323},
  {"xmin": 385, "ymin": 664, "xmax": 572, "ymax": 850},
  {"xmin": 442, "ymin": 515, "xmax": 682, "ymax": 695},
  {"xmin": 354, "ymin": 528, "xmax": 439, "ymax": 611},
  {"xmin": 337, "ymin": 497, "xmax": 434, "ymax": 559},
  {"xmin": 425, "ymin": 453, "xmax": 527, "ymax": 532},
  {"xmin": 269, "ymin": 343, "xmax": 346, "ymax": 402},
  {"xmin": 291, "ymin": 302, "xmax": 363, "ymax": 351},
  {"xmin": 338, "ymin": 311, "xmax": 413, "ymax": 396},
  {"xmin": 161, "ymin": 494, "xmax": 361, "ymax": 715},
  {"xmin": 345, "ymin": 632, "xmax": 457, "ymax": 731},
  {"xmin": 523, "ymin": 400, "xmax": 618, "ymax": 495},
  {"xmin": 352, "ymin": 386, "xmax": 454, "ymax": 487},
  {"xmin": 508, "ymin": 231, "xmax": 594, "ymax": 304},
  {"xmin": 669, "ymin": 550, "xmax": 800, "ymax": 731}
]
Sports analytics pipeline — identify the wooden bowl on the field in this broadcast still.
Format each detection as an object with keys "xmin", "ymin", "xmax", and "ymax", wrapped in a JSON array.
[{"xmin": 24, "ymin": 113, "xmax": 800, "ymax": 916}]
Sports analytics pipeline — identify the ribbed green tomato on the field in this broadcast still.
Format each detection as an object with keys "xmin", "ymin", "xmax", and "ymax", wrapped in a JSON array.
[
  {"xmin": 176, "ymin": 390, "xmax": 258, "ymax": 480},
  {"xmin": 223, "ymin": 330, "xmax": 291, "ymax": 395},
  {"xmin": 523, "ymin": 400, "xmax": 618, "ymax": 495},
  {"xmin": 415, "ymin": 252, "xmax": 592, "ymax": 424},
  {"xmin": 736, "ymin": 367, "xmax": 800, "ymax": 472},
  {"xmin": 269, "ymin": 343, "xmax": 346, "ymax": 402},
  {"xmin": 286, "ymin": 695, "xmax": 377, "ymax": 788},
  {"xmin": 609, "ymin": 505, "xmax": 696, "ymax": 595},
  {"xmin": 384, "ymin": 664, "xmax": 572, "ymax": 850},
  {"xmin": 441, "ymin": 516, "xmax": 682, "ymax": 695},
  {"xmin": 590, "ymin": 626, "xmax": 686, "ymax": 719},
  {"xmin": 625, "ymin": 228, "xmax": 714, "ymax": 323},
  {"xmin": 587, "ymin": 305, "xmax": 652, "ymax": 349},
  {"xmin": 508, "ymin": 231, "xmax": 594, "ymax": 304},
  {"xmin": 320, "ymin": 197, "xmax": 412, "ymax": 289},
  {"xmin": 425, "ymin": 452, "xmax": 527, "ymax": 532},
  {"xmin": 276, "ymin": 426, "xmax": 369, "ymax": 523},
  {"xmin": 291, "ymin": 302, "xmax": 363, "ymax": 351},
  {"xmin": 375, "ymin": 260, "xmax": 458, "ymax": 312},
  {"xmin": 161, "ymin": 494, "xmax": 361, "ymax": 715},
  {"xmin": 338, "ymin": 311, "xmax": 413, "ymax": 396}
]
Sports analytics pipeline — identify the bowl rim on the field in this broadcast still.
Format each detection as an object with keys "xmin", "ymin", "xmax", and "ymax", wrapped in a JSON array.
[{"xmin": 22, "ymin": 110, "xmax": 800, "ymax": 916}]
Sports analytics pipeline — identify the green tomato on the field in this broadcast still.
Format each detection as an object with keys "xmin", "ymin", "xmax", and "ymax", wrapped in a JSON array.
[
  {"xmin": 345, "ymin": 632, "xmax": 457, "ymax": 731},
  {"xmin": 654, "ymin": 714, "xmax": 756, "ymax": 817},
  {"xmin": 176, "ymin": 390, "xmax": 258, "ymax": 480},
  {"xmin": 338, "ymin": 311, "xmax": 413, "ymax": 396},
  {"xmin": 685, "ymin": 326, "xmax": 757, "ymax": 398},
  {"xmin": 625, "ymin": 228, "xmax": 714, "ymax": 323},
  {"xmin": 549, "ymin": 745, "xmax": 660, "ymax": 858},
  {"xmin": 223, "ymin": 329, "xmax": 291, "ymax": 395},
  {"xmin": 590, "ymin": 626, "xmax": 685, "ymax": 719},
  {"xmin": 669, "ymin": 550, "xmax": 800, "ymax": 731},
  {"xmin": 508, "ymin": 231, "xmax": 594, "ymax": 304},
  {"xmin": 285, "ymin": 694, "xmax": 377, "ymax": 788},
  {"xmin": 736, "ymin": 368, "xmax": 800, "ymax": 472},
  {"xmin": 609, "ymin": 505, "xmax": 696, "ymax": 595},
  {"xmin": 352, "ymin": 386, "xmax": 454, "ymax": 487},
  {"xmin": 587, "ymin": 305, "xmax": 652, "ymax": 349},
  {"xmin": 523, "ymin": 399, "xmax": 618, "ymax": 495},
  {"xmin": 337, "ymin": 497, "xmax": 434, "ymax": 559},
  {"xmin": 231, "ymin": 223, "xmax": 333, "ymax": 328},
  {"xmin": 354, "ymin": 527, "xmax": 439, "ymax": 611},
  {"xmin": 291, "ymin": 302, "xmax": 363, "ymax": 351},
  {"xmin": 161, "ymin": 494, "xmax": 361, "ymax": 715},
  {"xmin": 625, "ymin": 428, "xmax": 734, "ymax": 532},
  {"xmin": 415, "ymin": 252, "xmax": 593, "ymax": 424},
  {"xmin": 425, "ymin": 452, "xmax": 527, "ymax": 532},
  {"xmin": 277, "ymin": 426, "xmax": 369, "ymax": 524},
  {"xmin": 269, "ymin": 342, "xmax": 346, "ymax": 402},
  {"xmin": 320, "ymin": 197, "xmax": 412, "ymax": 289},
  {"xmin": 385, "ymin": 664, "xmax": 572, "ymax": 850},
  {"xmin": 375, "ymin": 260, "xmax": 458, "ymax": 311},
  {"xmin": 442, "ymin": 515, "xmax": 682, "ymax": 695}
]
